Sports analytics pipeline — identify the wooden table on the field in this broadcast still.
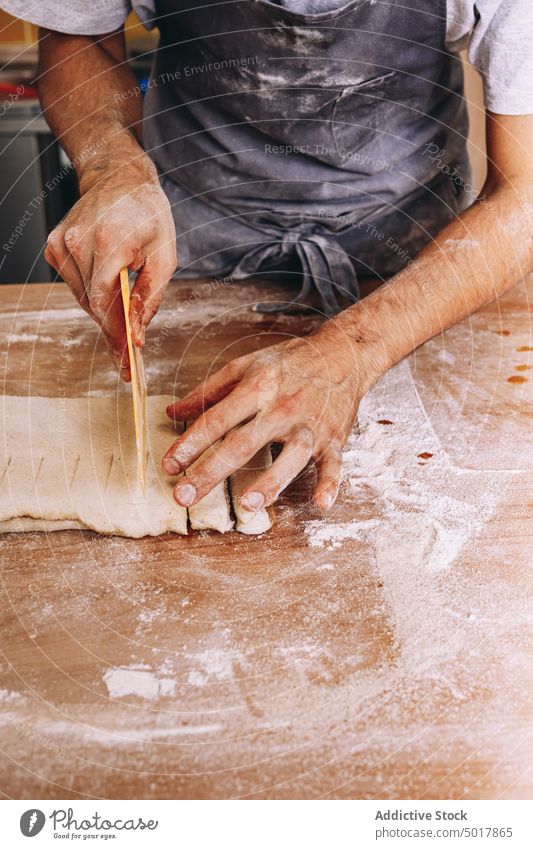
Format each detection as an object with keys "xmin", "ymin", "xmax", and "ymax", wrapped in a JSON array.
[{"xmin": 0, "ymin": 278, "xmax": 532, "ymax": 800}]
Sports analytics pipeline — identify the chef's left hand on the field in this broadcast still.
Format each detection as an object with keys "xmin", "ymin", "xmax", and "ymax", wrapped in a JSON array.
[{"xmin": 163, "ymin": 329, "xmax": 377, "ymax": 514}]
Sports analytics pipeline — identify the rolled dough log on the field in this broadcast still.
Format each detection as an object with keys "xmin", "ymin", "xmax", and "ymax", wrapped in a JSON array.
[
  {"xmin": 230, "ymin": 445, "xmax": 273, "ymax": 535},
  {"xmin": 0, "ymin": 396, "xmax": 273, "ymax": 537}
]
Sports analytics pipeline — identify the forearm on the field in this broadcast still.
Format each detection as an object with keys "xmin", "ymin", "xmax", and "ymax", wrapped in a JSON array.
[
  {"xmin": 39, "ymin": 28, "xmax": 177, "ymax": 361},
  {"xmin": 323, "ymin": 178, "xmax": 533, "ymax": 388},
  {"xmin": 37, "ymin": 28, "xmax": 154, "ymax": 192}
]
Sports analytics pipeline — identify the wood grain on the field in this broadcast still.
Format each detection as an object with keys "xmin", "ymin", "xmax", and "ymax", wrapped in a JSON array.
[{"xmin": 0, "ymin": 277, "xmax": 531, "ymax": 800}]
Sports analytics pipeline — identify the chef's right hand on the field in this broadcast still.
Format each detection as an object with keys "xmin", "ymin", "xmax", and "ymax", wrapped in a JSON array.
[{"xmin": 44, "ymin": 154, "xmax": 177, "ymax": 380}]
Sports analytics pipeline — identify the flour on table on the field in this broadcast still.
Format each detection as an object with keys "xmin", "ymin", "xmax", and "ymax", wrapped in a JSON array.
[
  {"xmin": 103, "ymin": 664, "xmax": 176, "ymax": 700},
  {"xmin": 305, "ymin": 360, "xmax": 513, "ymax": 573}
]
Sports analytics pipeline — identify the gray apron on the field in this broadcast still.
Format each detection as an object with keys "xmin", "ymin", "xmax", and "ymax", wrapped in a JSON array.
[{"xmin": 143, "ymin": 0, "xmax": 471, "ymax": 314}]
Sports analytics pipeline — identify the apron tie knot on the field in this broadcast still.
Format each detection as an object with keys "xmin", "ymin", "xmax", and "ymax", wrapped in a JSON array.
[{"xmin": 250, "ymin": 222, "xmax": 360, "ymax": 315}]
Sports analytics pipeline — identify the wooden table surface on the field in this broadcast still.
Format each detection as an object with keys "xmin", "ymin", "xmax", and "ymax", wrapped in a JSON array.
[{"xmin": 0, "ymin": 278, "xmax": 532, "ymax": 800}]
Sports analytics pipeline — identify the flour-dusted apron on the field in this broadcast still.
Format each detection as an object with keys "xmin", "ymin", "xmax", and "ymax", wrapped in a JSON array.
[{"xmin": 143, "ymin": 0, "xmax": 471, "ymax": 313}]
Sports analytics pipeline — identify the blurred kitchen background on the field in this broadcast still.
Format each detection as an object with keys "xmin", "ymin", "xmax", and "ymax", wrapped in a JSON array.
[
  {"xmin": 0, "ymin": 9, "xmax": 156, "ymax": 283},
  {"xmin": 0, "ymin": 8, "xmax": 487, "ymax": 284}
]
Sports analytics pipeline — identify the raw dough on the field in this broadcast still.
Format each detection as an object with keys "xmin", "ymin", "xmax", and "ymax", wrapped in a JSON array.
[
  {"xmin": 230, "ymin": 446, "xmax": 273, "ymax": 535},
  {"xmin": 0, "ymin": 396, "xmax": 272, "ymax": 538},
  {"xmin": 0, "ymin": 395, "xmax": 187, "ymax": 537},
  {"xmin": 187, "ymin": 437, "xmax": 233, "ymax": 533}
]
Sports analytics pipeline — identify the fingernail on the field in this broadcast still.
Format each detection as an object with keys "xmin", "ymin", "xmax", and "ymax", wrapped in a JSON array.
[
  {"xmin": 163, "ymin": 456, "xmax": 181, "ymax": 474},
  {"xmin": 241, "ymin": 491, "xmax": 264, "ymax": 511},
  {"xmin": 174, "ymin": 482, "xmax": 196, "ymax": 506}
]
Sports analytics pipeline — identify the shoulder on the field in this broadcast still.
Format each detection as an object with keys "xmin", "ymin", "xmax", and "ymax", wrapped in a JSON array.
[
  {"xmin": 0, "ymin": 0, "xmax": 131, "ymax": 35},
  {"xmin": 446, "ymin": 0, "xmax": 533, "ymax": 116}
]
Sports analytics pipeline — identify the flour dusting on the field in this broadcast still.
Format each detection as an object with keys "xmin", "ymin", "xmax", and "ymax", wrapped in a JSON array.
[
  {"xmin": 305, "ymin": 360, "xmax": 507, "ymax": 574},
  {"xmin": 7, "ymin": 333, "xmax": 55, "ymax": 344},
  {"xmin": 103, "ymin": 664, "xmax": 176, "ymax": 700}
]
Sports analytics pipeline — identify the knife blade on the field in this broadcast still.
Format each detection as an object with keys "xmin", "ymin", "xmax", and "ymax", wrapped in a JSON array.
[{"xmin": 120, "ymin": 267, "xmax": 148, "ymax": 494}]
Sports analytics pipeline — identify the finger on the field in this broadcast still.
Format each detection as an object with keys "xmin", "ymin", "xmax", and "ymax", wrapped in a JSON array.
[
  {"xmin": 240, "ymin": 427, "xmax": 314, "ymax": 511},
  {"xmin": 45, "ymin": 236, "xmax": 89, "ymax": 311},
  {"xmin": 172, "ymin": 418, "xmax": 273, "ymax": 507},
  {"xmin": 63, "ymin": 224, "xmax": 95, "ymax": 289},
  {"xmin": 162, "ymin": 384, "xmax": 259, "ymax": 474},
  {"xmin": 89, "ymin": 247, "xmax": 133, "ymax": 328},
  {"xmin": 44, "ymin": 240, "xmax": 60, "ymax": 274},
  {"xmin": 47, "ymin": 231, "xmax": 130, "ymax": 381},
  {"xmin": 89, "ymin": 249, "xmax": 143, "ymax": 379},
  {"xmin": 99, "ymin": 288, "xmax": 130, "ymax": 382},
  {"xmin": 313, "ymin": 444, "xmax": 343, "ymax": 512},
  {"xmin": 129, "ymin": 249, "xmax": 177, "ymax": 347},
  {"xmin": 166, "ymin": 357, "xmax": 252, "ymax": 421}
]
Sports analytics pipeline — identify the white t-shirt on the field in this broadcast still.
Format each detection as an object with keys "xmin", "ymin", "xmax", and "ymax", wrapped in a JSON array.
[{"xmin": 1, "ymin": 0, "xmax": 531, "ymax": 114}]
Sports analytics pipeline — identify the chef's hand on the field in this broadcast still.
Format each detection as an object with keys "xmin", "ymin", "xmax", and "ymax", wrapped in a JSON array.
[
  {"xmin": 44, "ymin": 155, "xmax": 177, "ymax": 380},
  {"xmin": 163, "ymin": 329, "xmax": 377, "ymax": 514}
]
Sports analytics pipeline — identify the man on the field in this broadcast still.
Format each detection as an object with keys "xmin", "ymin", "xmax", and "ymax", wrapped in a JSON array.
[{"xmin": 3, "ymin": 0, "xmax": 532, "ymax": 517}]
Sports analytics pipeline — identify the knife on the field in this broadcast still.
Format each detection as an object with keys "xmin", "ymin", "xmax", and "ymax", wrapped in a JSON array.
[{"xmin": 120, "ymin": 267, "xmax": 148, "ymax": 494}]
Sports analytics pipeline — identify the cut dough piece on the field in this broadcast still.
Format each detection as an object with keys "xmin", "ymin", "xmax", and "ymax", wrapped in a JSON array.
[
  {"xmin": 230, "ymin": 445, "xmax": 273, "ymax": 535},
  {"xmin": 0, "ymin": 395, "xmax": 187, "ymax": 538},
  {"xmin": 187, "ymin": 436, "xmax": 233, "ymax": 533}
]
